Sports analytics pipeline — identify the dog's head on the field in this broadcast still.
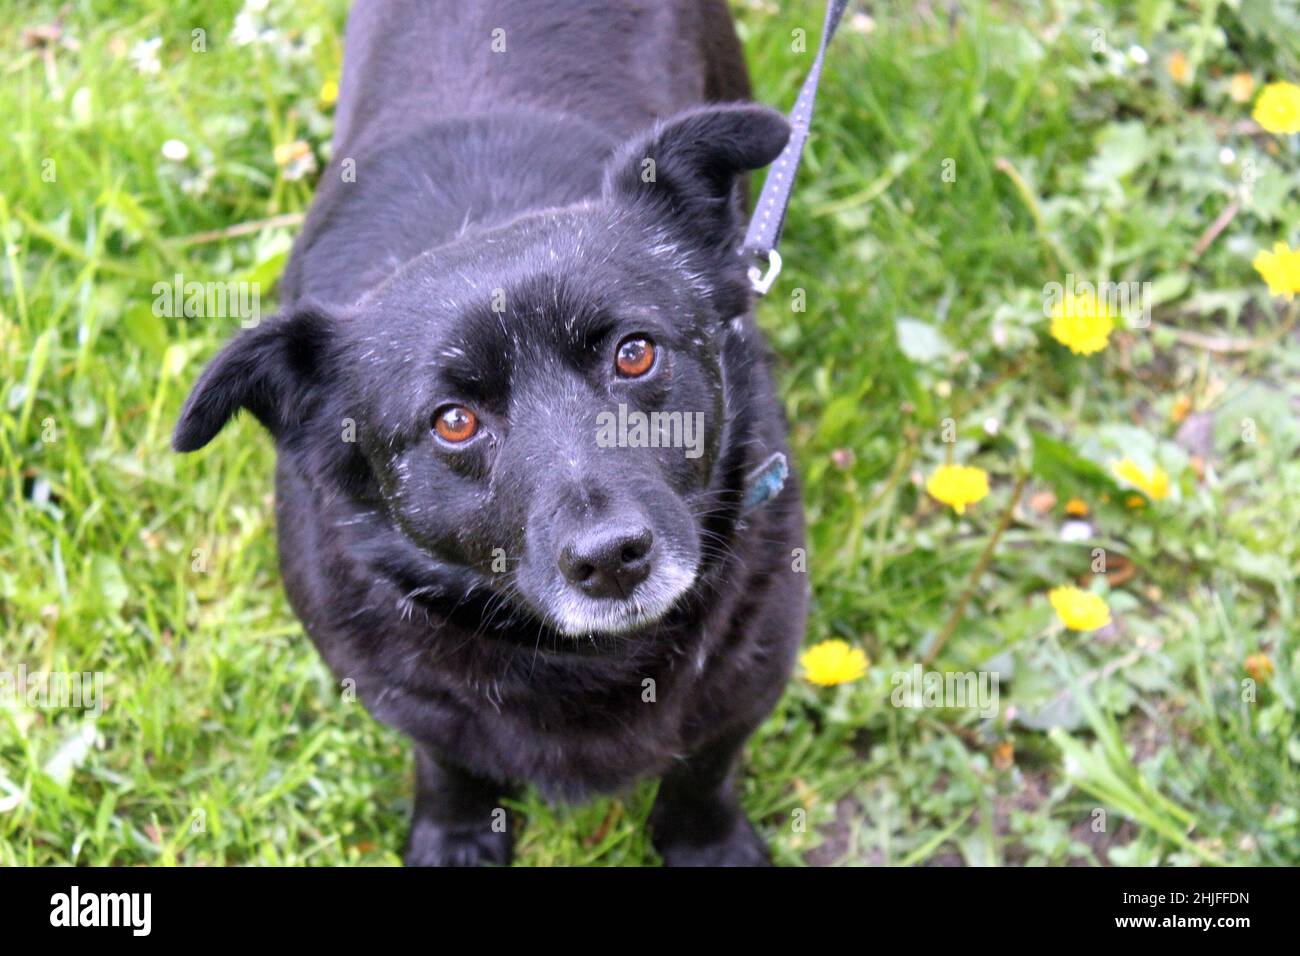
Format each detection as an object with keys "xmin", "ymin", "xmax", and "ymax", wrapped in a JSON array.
[{"xmin": 174, "ymin": 104, "xmax": 789, "ymax": 638}]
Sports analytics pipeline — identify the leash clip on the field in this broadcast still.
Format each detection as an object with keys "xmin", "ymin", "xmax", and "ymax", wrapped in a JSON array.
[
  {"xmin": 747, "ymin": 248, "xmax": 782, "ymax": 296},
  {"xmin": 741, "ymin": 451, "xmax": 789, "ymax": 513}
]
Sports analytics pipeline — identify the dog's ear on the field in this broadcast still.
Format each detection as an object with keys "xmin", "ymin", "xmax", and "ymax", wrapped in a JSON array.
[
  {"xmin": 604, "ymin": 104, "xmax": 790, "ymax": 246},
  {"xmin": 172, "ymin": 306, "xmax": 337, "ymax": 452}
]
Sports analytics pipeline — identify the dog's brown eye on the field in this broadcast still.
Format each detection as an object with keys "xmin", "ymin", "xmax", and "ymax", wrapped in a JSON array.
[
  {"xmin": 615, "ymin": 336, "xmax": 655, "ymax": 378},
  {"xmin": 434, "ymin": 405, "xmax": 478, "ymax": 443}
]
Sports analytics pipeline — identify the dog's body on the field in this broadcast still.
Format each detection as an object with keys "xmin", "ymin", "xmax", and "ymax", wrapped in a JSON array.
[
  {"xmin": 176, "ymin": 0, "xmax": 806, "ymax": 865},
  {"xmin": 281, "ymin": 0, "xmax": 752, "ymax": 308}
]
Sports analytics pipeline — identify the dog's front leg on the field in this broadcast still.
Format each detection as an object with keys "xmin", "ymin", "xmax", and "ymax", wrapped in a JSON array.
[
  {"xmin": 403, "ymin": 741, "xmax": 514, "ymax": 867},
  {"xmin": 649, "ymin": 728, "xmax": 771, "ymax": 867}
]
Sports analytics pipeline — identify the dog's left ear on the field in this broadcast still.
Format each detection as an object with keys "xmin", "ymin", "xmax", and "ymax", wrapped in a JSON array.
[{"xmin": 604, "ymin": 104, "xmax": 790, "ymax": 247}]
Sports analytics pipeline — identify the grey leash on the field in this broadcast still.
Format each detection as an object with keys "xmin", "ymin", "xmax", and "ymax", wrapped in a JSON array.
[{"xmin": 743, "ymin": 0, "xmax": 850, "ymax": 295}]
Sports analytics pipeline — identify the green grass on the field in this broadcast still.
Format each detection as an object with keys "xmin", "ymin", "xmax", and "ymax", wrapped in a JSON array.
[{"xmin": 2, "ymin": 0, "xmax": 1298, "ymax": 866}]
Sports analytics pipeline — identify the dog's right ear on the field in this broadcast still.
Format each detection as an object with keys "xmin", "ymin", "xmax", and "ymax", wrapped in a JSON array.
[
  {"xmin": 172, "ymin": 306, "xmax": 337, "ymax": 452},
  {"xmin": 603, "ymin": 104, "xmax": 791, "ymax": 247}
]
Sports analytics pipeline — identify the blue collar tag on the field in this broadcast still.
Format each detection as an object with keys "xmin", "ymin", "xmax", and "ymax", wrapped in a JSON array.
[{"xmin": 741, "ymin": 452, "xmax": 788, "ymax": 513}]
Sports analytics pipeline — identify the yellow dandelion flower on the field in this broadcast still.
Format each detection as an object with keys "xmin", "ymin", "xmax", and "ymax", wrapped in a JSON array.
[
  {"xmin": 273, "ymin": 140, "xmax": 311, "ymax": 167},
  {"xmin": 1253, "ymin": 81, "xmax": 1300, "ymax": 135},
  {"xmin": 800, "ymin": 640, "xmax": 869, "ymax": 686},
  {"xmin": 1170, "ymin": 393, "xmax": 1193, "ymax": 424},
  {"xmin": 992, "ymin": 740, "xmax": 1015, "ymax": 770},
  {"xmin": 1048, "ymin": 586, "xmax": 1112, "ymax": 632},
  {"xmin": 1252, "ymin": 241, "xmax": 1300, "ymax": 300},
  {"xmin": 1229, "ymin": 72, "xmax": 1255, "ymax": 104},
  {"xmin": 319, "ymin": 79, "xmax": 339, "ymax": 107},
  {"xmin": 1064, "ymin": 497, "xmax": 1089, "ymax": 517},
  {"xmin": 273, "ymin": 140, "xmax": 318, "ymax": 182},
  {"xmin": 1167, "ymin": 50, "xmax": 1189, "ymax": 85},
  {"xmin": 1244, "ymin": 653, "xmax": 1274, "ymax": 684},
  {"xmin": 925, "ymin": 464, "xmax": 990, "ymax": 515},
  {"xmin": 1112, "ymin": 458, "xmax": 1170, "ymax": 501},
  {"xmin": 1049, "ymin": 291, "xmax": 1114, "ymax": 355}
]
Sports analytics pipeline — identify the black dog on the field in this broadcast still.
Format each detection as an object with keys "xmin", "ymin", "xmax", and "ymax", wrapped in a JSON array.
[{"xmin": 174, "ymin": 0, "xmax": 806, "ymax": 866}]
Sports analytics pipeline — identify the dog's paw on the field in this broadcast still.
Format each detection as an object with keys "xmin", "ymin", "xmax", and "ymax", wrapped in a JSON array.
[
  {"xmin": 403, "ymin": 819, "xmax": 512, "ymax": 867},
  {"xmin": 655, "ymin": 815, "xmax": 772, "ymax": 868}
]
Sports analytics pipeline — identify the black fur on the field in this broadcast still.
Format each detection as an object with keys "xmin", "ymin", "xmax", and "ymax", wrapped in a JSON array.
[{"xmin": 175, "ymin": 0, "xmax": 807, "ymax": 866}]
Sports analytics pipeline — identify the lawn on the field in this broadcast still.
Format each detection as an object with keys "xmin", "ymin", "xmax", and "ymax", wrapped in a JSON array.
[{"xmin": 1, "ymin": 0, "xmax": 1298, "ymax": 866}]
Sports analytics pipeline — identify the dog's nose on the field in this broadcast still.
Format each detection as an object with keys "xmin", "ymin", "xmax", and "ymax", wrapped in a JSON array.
[{"xmin": 558, "ymin": 524, "xmax": 653, "ymax": 598}]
